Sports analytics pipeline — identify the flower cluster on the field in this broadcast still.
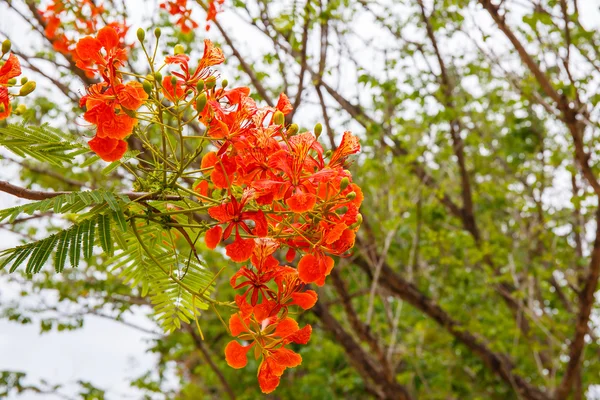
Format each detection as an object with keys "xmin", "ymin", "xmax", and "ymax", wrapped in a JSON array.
[
  {"xmin": 160, "ymin": 0, "xmax": 224, "ymax": 32},
  {"xmin": 0, "ymin": 41, "xmax": 35, "ymax": 121},
  {"xmin": 155, "ymin": 41, "xmax": 362, "ymax": 392},
  {"xmin": 72, "ymin": 26, "xmax": 362, "ymax": 393},
  {"xmin": 75, "ymin": 27, "xmax": 148, "ymax": 161},
  {"xmin": 39, "ymin": 0, "xmax": 128, "ymax": 79}
]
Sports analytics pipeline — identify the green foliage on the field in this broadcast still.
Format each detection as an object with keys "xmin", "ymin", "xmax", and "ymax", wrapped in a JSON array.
[
  {"xmin": 0, "ymin": 189, "xmax": 130, "ymax": 224},
  {"xmin": 109, "ymin": 219, "xmax": 215, "ymax": 333},
  {"xmin": 0, "ymin": 124, "xmax": 88, "ymax": 167}
]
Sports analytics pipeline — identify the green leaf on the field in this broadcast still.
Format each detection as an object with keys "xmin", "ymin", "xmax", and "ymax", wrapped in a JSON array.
[
  {"xmin": 83, "ymin": 219, "xmax": 96, "ymax": 260},
  {"xmin": 97, "ymin": 214, "xmax": 113, "ymax": 256},
  {"xmin": 69, "ymin": 223, "xmax": 83, "ymax": 269},
  {"xmin": 54, "ymin": 232, "xmax": 69, "ymax": 272}
]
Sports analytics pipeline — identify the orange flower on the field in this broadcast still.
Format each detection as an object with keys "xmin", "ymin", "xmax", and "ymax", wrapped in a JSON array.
[
  {"xmin": 88, "ymin": 136, "xmax": 127, "ymax": 162},
  {"xmin": 297, "ymin": 253, "xmax": 334, "ymax": 286},
  {"xmin": 0, "ymin": 54, "xmax": 22, "ymax": 83},
  {"xmin": 276, "ymin": 93, "xmax": 293, "ymax": 115},
  {"xmin": 328, "ymin": 131, "xmax": 361, "ymax": 167},
  {"xmin": 0, "ymin": 54, "xmax": 22, "ymax": 120},
  {"xmin": 76, "ymin": 26, "xmax": 127, "ymax": 81},
  {"xmin": 161, "ymin": 76, "xmax": 186, "ymax": 102}
]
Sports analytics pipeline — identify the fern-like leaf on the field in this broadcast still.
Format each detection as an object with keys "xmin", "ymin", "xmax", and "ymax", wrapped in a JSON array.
[{"xmin": 0, "ymin": 124, "xmax": 88, "ymax": 167}]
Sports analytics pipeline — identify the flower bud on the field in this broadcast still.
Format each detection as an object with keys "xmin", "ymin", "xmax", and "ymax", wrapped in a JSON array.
[
  {"xmin": 314, "ymin": 123, "xmax": 323, "ymax": 138},
  {"xmin": 196, "ymin": 93, "xmax": 207, "ymax": 113},
  {"xmin": 20, "ymin": 77, "xmax": 28, "ymax": 84},
  {"xmin": 154, "ymin": 27, "xmax": 162, "ymax": 39},
  {"xmin": 324, "ymin": 149, "xmax": 332, "ymax": 158},
  {"xmin": 145, "ymin": 74, "xmax": 155, "ymax": 82},
  {"xmin": 154, "ymin": 71, "xmax": 162, "ymax": 83},
  {"xmin": 349, "ymin": 214, "xmax": 363, "ymax": 229},
  {"xmin": 273, "ymin": 110, "xmax": 284, "ymax": 126},
  {"xmin": 136, "ymin": 28, "xmax": 145, "ymax": 42},
  {"xmin": 7, "ymin": 78, "xmax": 16, "ymax": 85},
  {"xmin": 196, "ymin": 80, "xmax": 205, "ymax": 92},
  {"xmin": 1, "ymin": 40, "xmax": 10, "ymax": 55},
  {"xmin": 340, "ymin": 177, "xmax": 350, "ymax": 191},
  {"xmin": 205, "ymin": 77, "xmax": 216, "ymax": 90},
  {"xmin": 221, "ymin": 79, "xmax": 228, "ymax": 88},
  {"xmin": 287, "ymin": 123, "xmax": 298, "ymax": 135},
  {"xmin": 346, "ymin": 191, "xmax": 356, "ymax": 200},
  {"xmin": 19, "ymin": 81, "xmax": 36, "ymax": 96},
  {"xmin": 143, "ymin": 80, "xmax": 153, "ymax": 95},
  {"xmin": 174, "ymin": 44, "xmax": 185, "ymax": 55},
  {"xmin": 13, "ymin": 104, "xmax": 27, "ymax": 115},
  {"xmin": 170, "ymin": 76, "xmax": 177, "ymax": 86}
]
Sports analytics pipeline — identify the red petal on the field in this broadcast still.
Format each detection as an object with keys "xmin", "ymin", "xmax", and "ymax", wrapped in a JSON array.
[
  {"xmin": 224, "ymin": 341, "xmax": 250, "ymax": 369},
  {"xmin": 226, "ymin": 235, "xmax": 255, "ymax": 262},
  {"xmin": 285, "ymin": 248, "xmax": 296, "ymax": 263},
  {"xmin": 274, "ymin": 317, "xmax": 299, "ymax": 338},
  {"xmin": 208, "ymin": 203, "xmax": 232, "ymax": 223},
  {"xmin": 228, "ymin": 313, "xmax": 247, "ymax": 336},
  {"xmin": 291, "ymin": 290, "xmax": 318, "ymax": 310},
  {"xmin": 285, "ymin": 324, "xmax": 312, "ymax": 344},
  {"xmin": 0, "ymin": 54, "xmax": 21, "ymax": 83},
  {"xmin": 97, "ymin": 26, "xmax": 119, "ymax": 50},
  {"xmin": 76, "ymin": 36, "xmax": 102, "ymax": 61},
  {"xmin": 258, "ymin": 359, "xmax": 281, "ymax": 394},
  {"xmin": 205, "ymin": 225, "xmax": 222, "ymax": 249},
  {"xmin": 298, "ymin": 254, "xmax": 334, "ymax": 286},
  {"xmin": 286, "ymin": 192, "xmax": 316, "ymax": 213},
  {"xmin": 276, "ymin": 93, "xmax": 293, "ymax": 115}
]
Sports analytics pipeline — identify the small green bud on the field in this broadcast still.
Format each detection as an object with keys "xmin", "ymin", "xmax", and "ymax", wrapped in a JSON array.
[
  {"xmin": 346, "ymin": 191, "xmax": 356, "ymax": 200},
  {"xmin": 196, "ymin": 93, "xmax": 207, "ymax": 113},
  {"xmin": 340, "ymin": 177, "xmax": 350, "ymax": 191},
  {"xmin": 154, "ymin": 27, "xmax": 161, "ymax": 39},
  {"xmin": 324, "ymin": 149, "xmax": 332, "ymax": 158},
  {"xmin": 273, "ymin": 111, "xmax": 284, "ymax": 126},
  {"xmin": 196, "ymin": 80, "xmax": 205, "ymax": 92},
  {"xmin": 174, "ymin": 44, "xmax": 185, "ymax": 55},
  {"xmin": 143, "ymin": 80, "xmax": 153, "ymax": 95},
  {"xmin": 2, "ymin": 40, "xmax": 10, "ymax": 55},
  {"xmin": 20, "ymin": 77, "xmax": 28, "ymax": 84},
  {"xmin": 205, "ymin": 77, "xmax": 216, "ymax": 90},
  {"xmin": 170, "ymin": 76, "xmax": 177, "ymax": 86},
  {"xmin": 349, "ymin": 214, "xmax": 363, "ymax": 229},
  {"xmin": 314, "ymin": 123, "xmax": 323, "ymax": 138},
  {"xmin": 136, "ymin": 28, "xmax": 145, "ymax": 42},
  {"xmin": 154, "ymin": 71, "xmax": 162, "ymax": 83},
  {"xmin": 19, "ymin": 81, "xmax": 36, "ymax": 96},
  {"xmin": 145, "ymin": 74, "xmax": 154, "ymax": 82},
  {"xmin": 7, "ymin": 78, "xmax": 16, "ymax": 85},
  {"xmin": 14, "ymin": 104, "xmax": 27, "ymax": 115},
  {"xmin": 287, "ymin": 123, "xmax": 298, "ymax": 135},
  {"xmin": 221, "ymin": 79, "xmax": 228, "ymax": 88}
]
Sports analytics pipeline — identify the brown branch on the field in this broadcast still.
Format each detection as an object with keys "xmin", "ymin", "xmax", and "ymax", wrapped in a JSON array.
[
  {"xmin": 0, "ymin": 180, "xmax": 181, "ymax": 202},
  {"xmin": 354, "ymin": 237, "xmax": 548, "ymax": 400},
  {"xmin": 311, "ymin": 300, "xmax": 413, "ymax": 400},
  {"xmin": 289, "ymin": 0, "xmax": 312, "ymax": 120},
  {"xmin": 417, "ymin": 0, "xmax": 479, "ymax": 242},
  {"xmin": 329, "ymin": 269, "xmax": 392, "ymax": 380},
  {"xmin": 479, "ymin": 0, "xmax": 600, "ymax": 199},
  {"xmin": 187, "ymin": 326, "xmax": 236, "ymax": 400},
  {"xmin": 555, "ymin": 209, "xmax": 600, "ymax": 399}
]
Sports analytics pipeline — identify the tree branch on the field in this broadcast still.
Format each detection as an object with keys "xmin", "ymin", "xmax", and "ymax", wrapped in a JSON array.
[{"xmin": 0, "ymin": 180, "xmax": 181, "ymax": 202}]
